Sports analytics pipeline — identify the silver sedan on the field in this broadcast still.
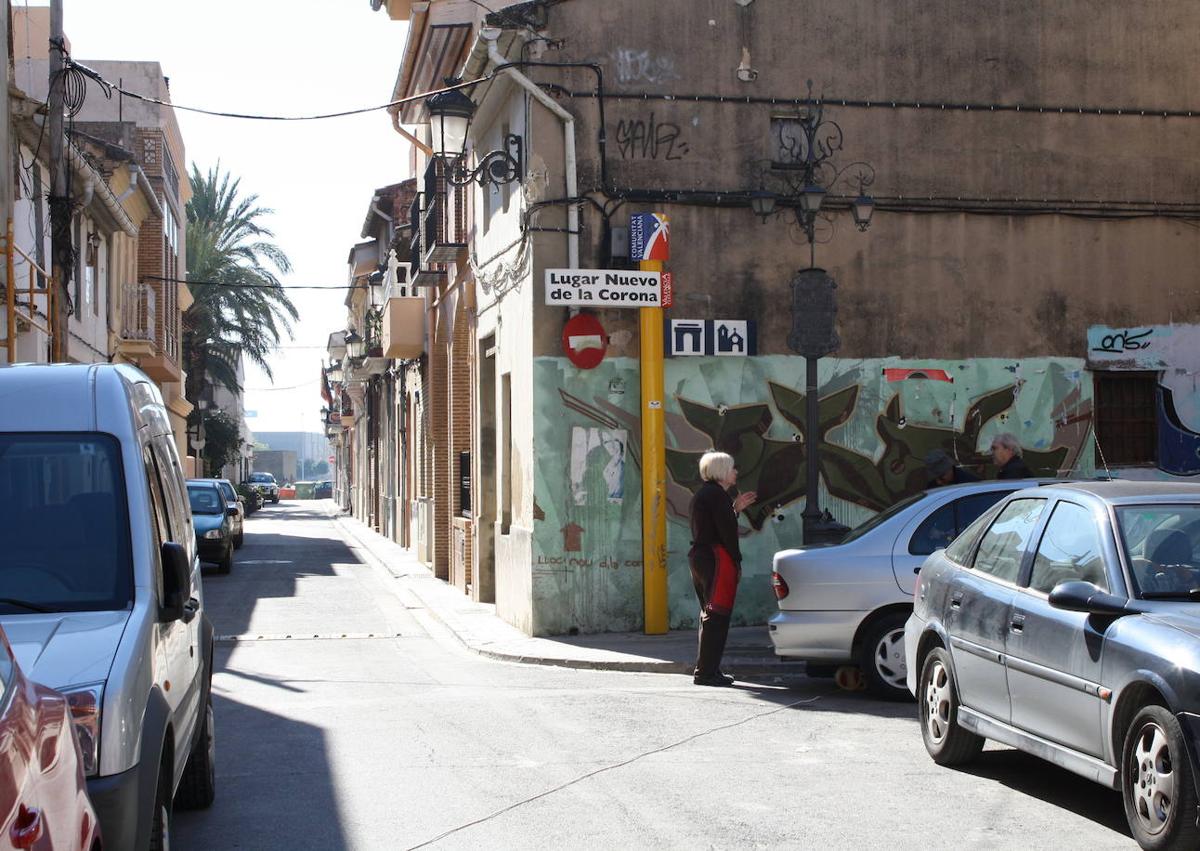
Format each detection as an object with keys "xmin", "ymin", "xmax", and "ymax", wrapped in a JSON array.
[{"xmin": 769, "ymin": 479, "xmax": 1055, "ymax": 698}]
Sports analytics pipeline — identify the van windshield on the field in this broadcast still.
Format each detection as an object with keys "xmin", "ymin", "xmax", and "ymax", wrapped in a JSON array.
[{"xmin": 0, "ymin": 434, "xmax": 134, "ymax": 613}]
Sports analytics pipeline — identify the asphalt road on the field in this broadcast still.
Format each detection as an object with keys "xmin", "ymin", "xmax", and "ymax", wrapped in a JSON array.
[{"xmin": 174, "ymin": 502, "xmax": 1135, "ymax": 850}]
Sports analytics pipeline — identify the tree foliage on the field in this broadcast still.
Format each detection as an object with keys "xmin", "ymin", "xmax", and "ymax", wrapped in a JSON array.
[
  {"xmin": 183, "ymin": 163, "xmax": 298, "ymax": 401},
  {"xmin": 189, "ymin": 408, "xmax": 242, "ymax": 478}
]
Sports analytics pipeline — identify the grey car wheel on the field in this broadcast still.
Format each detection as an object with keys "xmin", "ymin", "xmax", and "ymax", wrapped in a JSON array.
[
  {"xmin": 918, "ymin": 646, "xmax": 984, "ymax": 765},
  {"xmin": 1122, "ymin": 705, "xmax": 1200, "ymax": 851},
  {"xmin": 859, "ymin": 613, "xmax": 913, "ymax": 700}
]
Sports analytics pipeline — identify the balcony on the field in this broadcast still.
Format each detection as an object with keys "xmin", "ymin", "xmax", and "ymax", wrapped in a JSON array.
[
  {"xmin": 420, "ymin": 160, "xmax": 466, "ymax": 264},
  {"xmin": 117, "ymin": 282, "xmax": 156, "ymax": 358},
  {"xmin": 381, "ymin": 296, "xmax": 425, "ymax": 359}
]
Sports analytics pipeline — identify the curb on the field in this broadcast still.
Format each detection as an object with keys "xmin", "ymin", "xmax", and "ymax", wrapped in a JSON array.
[{"xmin": 330, "ymin": 508, "xmax": 807, "ymax": 677}]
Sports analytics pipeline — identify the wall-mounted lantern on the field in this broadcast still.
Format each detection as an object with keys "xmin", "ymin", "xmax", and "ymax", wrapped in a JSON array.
[{"xmin": 426, "ymin": 78, "xmax": 523, "ymax": 187}]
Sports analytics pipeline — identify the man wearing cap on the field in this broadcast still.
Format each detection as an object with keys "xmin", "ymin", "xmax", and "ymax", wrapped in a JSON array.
[{"xmin": 924, "ymin": 448, "xmax": 980, "ymax": 488}]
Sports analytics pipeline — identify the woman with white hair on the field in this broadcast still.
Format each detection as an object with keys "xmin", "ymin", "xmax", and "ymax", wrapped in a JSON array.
[
  {"xmin": 688, "ymin": 450, "xmax": 756, "ymax": 687},
  {"xmin": 990, "ymin": 432, "xmax": 1034, "ymax": 479}
]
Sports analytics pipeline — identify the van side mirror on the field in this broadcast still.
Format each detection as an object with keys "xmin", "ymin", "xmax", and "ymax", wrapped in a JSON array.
[
  {"xmin": 227, "ymin": 506, "xmax": 239, "ymax": 517},
  {"xmin": 1048, "ymin": 580, "xmax": 1132, "ymax": 616},
  {"xmin": 159, "ymin": 541, "xmax": 190, "ymax": 622}
]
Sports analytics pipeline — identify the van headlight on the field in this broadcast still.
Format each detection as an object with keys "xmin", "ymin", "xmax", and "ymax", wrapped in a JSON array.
[
  {"xmin": 63, "ymin": 684, "xmax": 102, "ymax": 776},
  {"xmin": 203, "ymin": 529, "xmax": 224, "ymax": 539}
]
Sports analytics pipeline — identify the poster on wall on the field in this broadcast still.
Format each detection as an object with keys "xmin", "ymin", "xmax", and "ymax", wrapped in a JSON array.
[{"xmin": 570, "ymin": 427, "xmax": 627, "ymax": 505}]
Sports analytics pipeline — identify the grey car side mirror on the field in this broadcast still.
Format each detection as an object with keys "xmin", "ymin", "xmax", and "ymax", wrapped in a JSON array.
[
  {"xmin": 1048, "ymin": 580, "xmax": 1131, "ymax": 616},
  {"xmin": 159, "ymin": 541, "xmax": 191, "ymax": 623}
]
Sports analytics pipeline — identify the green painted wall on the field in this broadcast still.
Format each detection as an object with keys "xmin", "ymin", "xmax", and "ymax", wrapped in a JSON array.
[{"xmin": 534, "ymin": 355, "xmax": 1093, "ymax": 634}]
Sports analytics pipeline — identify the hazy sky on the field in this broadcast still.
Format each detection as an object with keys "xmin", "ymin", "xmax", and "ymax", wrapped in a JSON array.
[{"xmin": 23, "ymin": 1, "xmax": 412, "ymax": 437}]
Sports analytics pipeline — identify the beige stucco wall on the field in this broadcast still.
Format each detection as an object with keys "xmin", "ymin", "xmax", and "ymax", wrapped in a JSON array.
[{"xmin": 520, "ymin": 0, "xmax": 1200, "ymax": 359}]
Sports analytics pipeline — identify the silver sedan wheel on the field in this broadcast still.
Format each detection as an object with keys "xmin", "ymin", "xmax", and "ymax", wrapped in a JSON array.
[
  {"xmin": 872, "ymin": 627, "xmax": 907, "ymax": 690},
  {"xmin": 923, "ymin": 657, "xmax": 952, "ymax": 745},
  {"xmin": 1131, "ymin": 720, "xmax": 1176, "ymax": 836}
]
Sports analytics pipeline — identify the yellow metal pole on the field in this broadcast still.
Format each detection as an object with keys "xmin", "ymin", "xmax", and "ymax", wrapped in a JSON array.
[
  {"xmin": 4, "ymin": 219, "xmax": 13, "ymax": 363},
  {"xmin": 640, "ymin": 257, "xmax": 668, "ymax": 634}
]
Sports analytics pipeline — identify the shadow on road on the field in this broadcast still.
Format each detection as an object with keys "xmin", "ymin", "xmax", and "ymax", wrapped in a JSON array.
[
  {"xmin": 951, "ymin": 748, "xmax": 1130, "ymax": 836},
  {"xmin": 199, "ymin": 501, "xmax": 366, "ymax": 639},
  {"xmin": 174, "ymin": 648, "xmax": 351, "ymax": 850}
]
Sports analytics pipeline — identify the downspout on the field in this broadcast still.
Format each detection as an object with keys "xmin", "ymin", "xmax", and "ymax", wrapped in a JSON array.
[
  {"xmin": 390, "ymin": 110, "xmax": 434, "ymax": 157},
  {"xmin": 483, "ymin": 29, "xmax": 578, "ymax": 270}
]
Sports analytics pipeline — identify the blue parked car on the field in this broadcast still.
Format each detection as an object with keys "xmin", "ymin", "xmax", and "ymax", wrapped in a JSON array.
[{"xmin": 187, "ymin": 480, "xmax": 235, "ymax": 574}]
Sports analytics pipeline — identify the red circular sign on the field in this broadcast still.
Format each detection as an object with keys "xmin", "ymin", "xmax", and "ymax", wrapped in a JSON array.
[{"xmin": 562, "ymin": 314, "xmax": 607, "ymax": 369}]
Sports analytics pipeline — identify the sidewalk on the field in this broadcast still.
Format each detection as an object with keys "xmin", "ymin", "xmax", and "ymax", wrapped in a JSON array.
[{"xmin": 332, "ymin": 508, "xmax": 808, "ymax": 679}]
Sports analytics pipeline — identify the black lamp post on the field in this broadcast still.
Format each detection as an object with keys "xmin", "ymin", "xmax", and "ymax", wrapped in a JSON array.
[
  {"xmin": 749, "ymin": 87, "xmax": 875, "ymax": 544},
  {"xmin": 425, "ymin": 78, "xmax": 523, "ymax": 187}
]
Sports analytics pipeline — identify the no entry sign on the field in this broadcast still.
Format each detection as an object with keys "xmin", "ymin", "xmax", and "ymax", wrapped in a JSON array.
[{"xmin": 562, "ymin": 313, "xmax": 607, "ymax": 369}]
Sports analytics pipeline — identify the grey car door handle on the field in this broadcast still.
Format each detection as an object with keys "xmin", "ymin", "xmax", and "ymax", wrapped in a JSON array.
[
  {"xmin": 1010, "ymin": 614, "xmax": 1026, "ymax": 633},
  {"xmin": 950, "ymin": 591, "xmax": 964, "ymax": 609}
]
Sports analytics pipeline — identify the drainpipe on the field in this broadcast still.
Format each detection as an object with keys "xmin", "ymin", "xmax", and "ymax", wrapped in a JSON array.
[
  {"xmin": 390, "ymin": 110, "xmax": 434, "ymax": 157},
  {"xmin": 483, "ymin": 28, "xmax": 579, "ymax": 270}
]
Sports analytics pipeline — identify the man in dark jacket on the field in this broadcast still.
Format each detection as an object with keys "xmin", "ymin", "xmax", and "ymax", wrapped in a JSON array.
[
  {"xmin": 924, "ymin": 448, "xmax": 980, "ymax": 488},
  {"xmin": 991, "ymin": 432, "xmax": 1034, "ymax": 479}
]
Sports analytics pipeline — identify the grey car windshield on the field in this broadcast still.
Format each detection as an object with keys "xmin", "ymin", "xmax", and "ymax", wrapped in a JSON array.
[
  {"xmin": 0, "ymin": 434, "xmax": 134, "ymax": 612},
  {"xmin": 1117, "ymin": 504, "xmax": 1200, "ymax": 597},
  {"xmin": 188, "ymin": 485, "xmax": 225, "ymax": 515},
  {"xmin": 250, "ymin": 473, "xmax": 275, "ymax": 483}
]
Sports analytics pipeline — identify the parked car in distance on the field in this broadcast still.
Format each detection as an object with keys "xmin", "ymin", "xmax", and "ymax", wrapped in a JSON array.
[
  {"xmin": 769, "ymin": 479, "xmax": 1063, "ymax": 698},
  {"xmin": 191, "ymin": 478, "xmax": 243, "ymax": 549},
  {"xmin": 0, "ymin": 363, "xmax": 215, "ymax": 850},
  {"xmin": 187, "ymin": 480, "xmax": 236, "ymax": 574},
  {"xmin": 246, "ymin": 472, "xmax": 279, "ymax": 504},
  {"xmin": 314, "ymin": 480, "xmax": 333, "ymax": 500},
  {"xmin": 0, "ymin": 622, "xmax": 102, "ymax": 851},
  {"xmin": 906, "ymin": 481, "xmax": 1200, "ymax": 850}
]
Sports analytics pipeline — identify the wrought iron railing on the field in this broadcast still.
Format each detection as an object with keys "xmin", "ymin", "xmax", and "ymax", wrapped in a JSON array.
[{"xmin": 122, "ymin": 282, "xmax": 156, "ymax": 344}]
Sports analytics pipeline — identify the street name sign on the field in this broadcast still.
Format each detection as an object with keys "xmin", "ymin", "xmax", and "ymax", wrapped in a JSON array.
[{"xmin": 545, "ymin": 269, "xmax": 662, "ymax": 307}]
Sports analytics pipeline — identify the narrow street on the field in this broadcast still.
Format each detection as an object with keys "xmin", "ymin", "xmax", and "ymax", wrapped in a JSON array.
[{"xmin": 176, "ymin": 503, "xmax": 1134, "ymax": 850}]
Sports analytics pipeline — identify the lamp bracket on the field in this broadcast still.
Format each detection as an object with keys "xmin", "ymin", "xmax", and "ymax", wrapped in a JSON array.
[{"xmin": 442, "ymin": 133, "xmax": 524, "ymax": 188}]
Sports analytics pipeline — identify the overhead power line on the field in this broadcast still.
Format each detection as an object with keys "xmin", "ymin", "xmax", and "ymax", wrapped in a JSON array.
[
  {"xmin": 143, "ymin": 275, "xmax": 363, "ymax": 291},
  {"xmin": 71, "ymin": 62, "xmax": 491, "ymax": 121}
]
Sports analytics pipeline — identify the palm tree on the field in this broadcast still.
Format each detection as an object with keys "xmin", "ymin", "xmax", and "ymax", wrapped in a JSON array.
[{"xmin": 183, "ymin": 163, "xmax": 298, "ymax": 402}]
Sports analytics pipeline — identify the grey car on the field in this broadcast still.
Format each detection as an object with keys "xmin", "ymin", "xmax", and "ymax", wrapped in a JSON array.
[
  {"xmin": 906, "ymin": 481, "xmax": 1200, "ymax": 850},
  {"xmin": 768, "ymin": 479, "xmax": 1057, "ymax": 698}
]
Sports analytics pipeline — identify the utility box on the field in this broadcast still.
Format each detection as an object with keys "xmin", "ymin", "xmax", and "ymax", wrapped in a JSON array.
[{"xmin": 382, "ymin": 296, "xmax": 425, "ymax": 359}]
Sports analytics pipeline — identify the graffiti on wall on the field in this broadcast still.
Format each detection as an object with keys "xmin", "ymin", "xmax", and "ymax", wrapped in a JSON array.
[
  {"xmin": 1088, "ymin": 324, "xmax": 1200, "ymax": 477},
  {"xmin": 570, "ymin": 427, "xmax": 627, "ymax": 505},
  {"xmin": 534, "ymin": 357, "xmax": 1094, "ymax": 632},
  {"xmin": 614, "ymin": 114, "xmax": 690, "ymax": 161},
  {"xmin": 559, "ymin": 361, "xmax": 1093, "ymax": 525},
  {"xmin": 613, "ymin": 48, "xmax": 680, "ymax": 84}
]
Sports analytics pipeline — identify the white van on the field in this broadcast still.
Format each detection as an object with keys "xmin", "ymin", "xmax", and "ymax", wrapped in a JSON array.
[{"xmin": 0, "ymin": 363, "xmax": 216, "ymax": 849}]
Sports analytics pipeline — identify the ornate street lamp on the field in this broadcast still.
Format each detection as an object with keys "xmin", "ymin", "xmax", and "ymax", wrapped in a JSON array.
[
  {"xmin": 746, "ymin": 84, "xmax": 875, "ymax": 545},
  {"xmin": 426, "ymin": 78, "xmax": 523, "ymax": 187},
  {"xmin": 326, "ymin": 360, "xmax": 344, "ymax": 385},
  {"xmin": 747, "ymin": 82, "xmax": 875, "ymax": 267},
  {"xmin": 344, "ymin": 329, "xmax": 365, "ymax": 360}
]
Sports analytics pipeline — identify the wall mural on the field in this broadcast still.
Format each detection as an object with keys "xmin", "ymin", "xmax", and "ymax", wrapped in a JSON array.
[{"xmin": 534, "ymin": 356, "xmax": 1094, "ymax": 632}]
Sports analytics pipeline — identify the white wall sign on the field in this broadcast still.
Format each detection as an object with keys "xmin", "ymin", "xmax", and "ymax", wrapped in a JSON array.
[
  {"xmin": 666, "ymin": 319, "xmax": 757, "ymax": 356},
  {"xmin": 545, "ymin": 269, "xmax": 662, "ymax": 307}
]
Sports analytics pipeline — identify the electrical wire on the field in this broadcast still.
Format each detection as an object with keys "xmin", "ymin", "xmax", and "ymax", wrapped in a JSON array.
[
  {"xmin": 142, "ymin": 275, "xmax": 364, "ymax": 291},
  {"xmin": 70, "ymin": 62, "xmax": 491, "ymax": 122}
]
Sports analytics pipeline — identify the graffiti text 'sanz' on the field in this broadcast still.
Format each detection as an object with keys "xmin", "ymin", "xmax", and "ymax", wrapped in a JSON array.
[
  {"xmin": 615, "ymin": 114, "xmax": 690, "ymax": 161},
  {"xmin": 1092, "ymin": 327, "xmax": 1153, "ymax": 354}
]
